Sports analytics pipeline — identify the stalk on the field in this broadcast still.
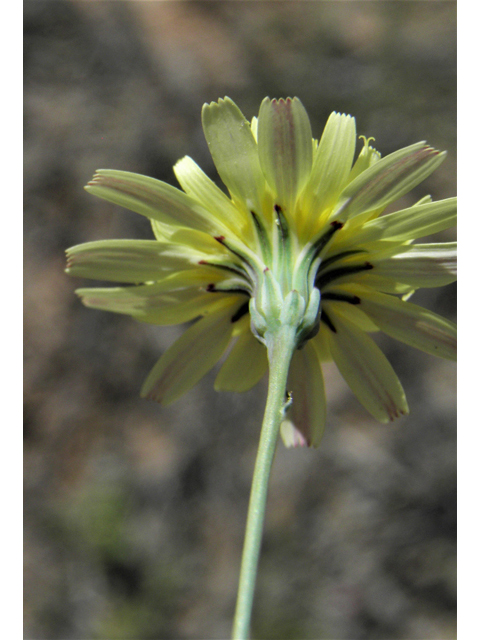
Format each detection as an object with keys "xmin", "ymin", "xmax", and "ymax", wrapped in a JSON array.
[{"xmin": 232, "ymin": 324, "xmax": 297, "ymax": 640}]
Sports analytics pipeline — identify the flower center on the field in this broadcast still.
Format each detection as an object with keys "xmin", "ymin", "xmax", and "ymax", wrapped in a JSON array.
[{"xmin": 207, "ymin": 203, "xmax": 349, "ymax": 349}]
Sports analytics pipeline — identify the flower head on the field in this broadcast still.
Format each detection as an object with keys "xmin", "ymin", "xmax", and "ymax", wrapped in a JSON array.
[{"xmin": 66, "ymin": 97, "xmax": 456, "ymax": 447}]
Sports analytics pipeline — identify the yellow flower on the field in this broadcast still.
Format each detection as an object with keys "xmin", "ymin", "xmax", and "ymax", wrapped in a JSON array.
[{"xmin": 66, "ymin": 97, "xmax": 456, "ymax": 447}]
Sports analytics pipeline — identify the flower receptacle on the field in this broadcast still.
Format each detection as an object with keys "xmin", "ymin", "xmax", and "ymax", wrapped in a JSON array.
[{"xmin": 249, "ymin": 268, "xmax": 321, "ymax": 353}]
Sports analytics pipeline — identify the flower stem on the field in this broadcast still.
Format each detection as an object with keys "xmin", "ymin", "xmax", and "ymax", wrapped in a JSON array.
[{"xmin": 232, "ymin": 324, "xmax": 297, "ymax": 640}]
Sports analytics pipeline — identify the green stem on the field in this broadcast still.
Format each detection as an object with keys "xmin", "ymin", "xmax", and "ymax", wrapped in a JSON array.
[{"xmin": 232, "ymin": 325, "xmax": 297, "ymax": 640}]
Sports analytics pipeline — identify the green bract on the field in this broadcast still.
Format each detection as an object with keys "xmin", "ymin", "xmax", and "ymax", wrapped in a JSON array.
[{"xmin": 66, "ymin": 97, "xmax": 457, "ymax": 448}]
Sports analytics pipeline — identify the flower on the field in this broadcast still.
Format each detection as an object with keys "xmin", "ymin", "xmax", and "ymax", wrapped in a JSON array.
[{"xmin": 66, "ymin": 97, "xmax": 456, "ymax": 447}]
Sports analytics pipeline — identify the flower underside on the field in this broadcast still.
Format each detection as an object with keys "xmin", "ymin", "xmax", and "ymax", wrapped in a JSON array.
[{"xmin": 66, "ymin": 97, "xmax": 457, "ymax": 448}]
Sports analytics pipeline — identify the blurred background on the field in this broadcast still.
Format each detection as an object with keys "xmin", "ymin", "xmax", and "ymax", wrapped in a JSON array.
[{"xmin": 24, "ymin": 1, "xmax": 456, "ymax": 639}]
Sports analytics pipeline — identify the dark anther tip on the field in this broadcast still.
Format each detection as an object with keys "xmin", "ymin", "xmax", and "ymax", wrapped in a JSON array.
[
  {"xmin": 206, "ymin": 283, "xmax": 216, "ymax": 292},
  {"xmin": 214, "ymin": 235, "xmax": 225, "ymax": 243},
  {"xmin": 330, "ymin": 221, "xmax": 344, "ymax": 230}
]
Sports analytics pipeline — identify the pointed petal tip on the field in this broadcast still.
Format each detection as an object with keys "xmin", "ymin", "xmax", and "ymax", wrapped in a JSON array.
[
  {"xmin": 74, "ymin": 288, "xmax": 91, "ymax": 302},
  {"xmin": 85, "ymin": 173, "xmax": 104, "ymax": 187},
  {"xmin": 388, "ymin": 405, "xmax": 409, "ymax": 422},
  {"xmin": 173, "ymin": 154, "xmax": 193, "ymax": 169},
  {"xmin": 330, "ymin": 111, "xmax": 354, "ymax": 121},
  {"xmin": 203, "ymin": 96, "xmax": 234, "ymax": 110},
  {"xmin": 140, "ymin": 387, "xmax": 162, "ymax": 404},
  {"xmin": 141, "ymin": 386, "xmax": 172, "ymax": 405},
  {"xmin": 280, "ymin": 420, "xmax": 310, "ymax": 448},
  {"xmin": 416, "ymin": 144, "xmax": 446, "ymax": 161},
  {"xmin": 88, "ymin": 169, "xmax": 108, "ymax": 180},
  {"xmin": 376, "ymin": 407, "xmax": 408, "ymax": 425},
  {"xmin": 140, "ymin": 374, "xmax": 167, "ymax": 404},
  {"xmin": 270, "ymin": 96, "xmax": 295, "ymax": 106},
  {"xmin": 269, "ymin": 96, "xmax": 306, "ymax": 113}
]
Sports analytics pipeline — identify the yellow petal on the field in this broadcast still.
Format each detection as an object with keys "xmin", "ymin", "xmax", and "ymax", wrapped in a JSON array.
[
  {"xmin": 201, "ymin": 97, "xmax": 266, "ymax": 216},
  {"xmin": 76, "ymin": 275, "xmax": 245, "ymax": 326},
  {"xmin": 214, "ymin": 327, "xmax": 267, "ymax": 392},
  {"xmin": 370, "ymin": 242, "xmax": 457, "ymax": 288},
  {"xmin": 336, "ymin": 143, "xmax": 446, "ymax": 220},
  {"xmin": 66, "ymin": 239, "xmax": 211, "ymax": 283},
  {"xmin": 282, "ymin": 341, "xmax": 326, "ymax": 447},
  {"xmin": 174, "ymin": 155, "xmax": 250, "ymax": 237},
  {"xmin": 350, "ymin": 286, "xmax": 457, "ymax": 361},
  {"xmin": 257, "ymin": 97, "xmax": 313, "ymax": 214},
  {"xmin": 141, "ymin": 301, "xmax": 238, "ymax": 404},
  {"xmin": 302, "ymin": 112, "xmax": 356, "ymax": 230},
  {"xmin": 325, "ymin": 306, "xmax": 409, "ymax": 423},
  {"xmin": 85, "ymin": 169, "xmax": 225, "ymax": 235},
  {"xmin": 353, "ymin": 198, "xmax": 457, "ymax": 244}
]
